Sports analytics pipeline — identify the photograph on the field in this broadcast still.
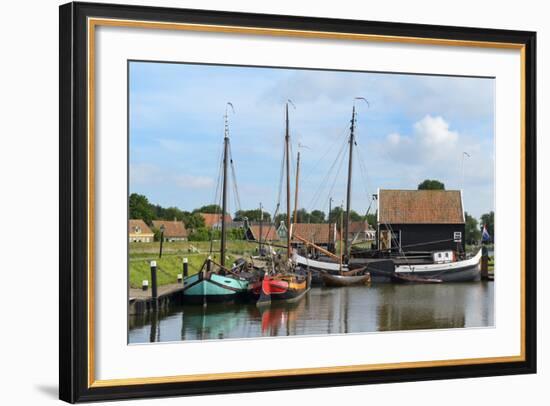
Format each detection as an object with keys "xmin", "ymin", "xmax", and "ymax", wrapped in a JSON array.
[{"xmin": 127, "ymin": 61, "xmax": 496, "ymax": 344}]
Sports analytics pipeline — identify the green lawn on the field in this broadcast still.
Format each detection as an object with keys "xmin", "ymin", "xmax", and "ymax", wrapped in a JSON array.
[{"xmin": 129, "ymin": 240, "xmax": 257, "ymax": 288}]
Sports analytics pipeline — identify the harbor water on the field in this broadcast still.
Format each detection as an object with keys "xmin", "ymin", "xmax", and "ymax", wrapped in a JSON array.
[{"xmin": 129, "ymin": 281, "xmax": 494, "ymax": 344}]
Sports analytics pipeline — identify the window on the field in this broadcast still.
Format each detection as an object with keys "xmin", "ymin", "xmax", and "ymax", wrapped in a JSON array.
[{"xmin": 453, "ymin": 231, "xmax": 462, "ymax": 242}]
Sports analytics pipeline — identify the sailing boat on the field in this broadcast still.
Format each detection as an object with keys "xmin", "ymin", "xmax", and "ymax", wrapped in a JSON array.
[
  {"xmin": 320, "ymin": 207, "xmax": 371, "ymax": 287},
  {"xmin": 293, "ymin": 99, "xmax": 371, "ymax": 286},
  {"xmin": 254, "ymin": 101, "xmax": 311, "ymax": 307},
  {"xmin": 182, "ymin": 103, "xmax": 250, "ymax": 304},
  {"xmin": 292, "ymin": 99, "xmax": 481, "ymax": 283}
]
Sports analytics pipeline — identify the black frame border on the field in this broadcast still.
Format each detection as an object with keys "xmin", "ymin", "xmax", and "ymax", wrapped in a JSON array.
[{"xmin": 59, "ymin": 2, "xmax": 536, "ymax": 403}]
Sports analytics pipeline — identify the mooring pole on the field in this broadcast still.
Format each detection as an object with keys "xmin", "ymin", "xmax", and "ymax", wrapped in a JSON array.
[
  {"xmin": 182, "ymin": 257, "xmax": 188, "ymax": 286},
  {"xmin": 158, "ymin": 224, "xmax": 165, "ymax": 259},
  {"xmin": 150, "ymin": 260, "xmax": 158, "ymax": 308}
]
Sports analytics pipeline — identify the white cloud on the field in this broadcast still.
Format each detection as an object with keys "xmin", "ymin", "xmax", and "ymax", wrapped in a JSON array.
[
  {"xmin": 384, "ymin": 115, "xmax": 459, "ymax": 163},
  {"xmin": 130, "ymin": 163, "xmax": 214, "ymax": 190},
  {"xmin": 174, "ymin": 174, "xmax": 214, "ymax": 189},
  {"xmin": 365, "ymin": 114, "xmax": 494, "ymax": 218},
  {"xmin": 414, "ymin": 115, "xmax": 458, "ymax": 146}
]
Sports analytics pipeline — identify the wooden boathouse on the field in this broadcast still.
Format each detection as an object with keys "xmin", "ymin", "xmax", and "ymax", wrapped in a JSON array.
[{"xmin": 377, "ymin": 189, "xmax": 466, "ymax": 254}]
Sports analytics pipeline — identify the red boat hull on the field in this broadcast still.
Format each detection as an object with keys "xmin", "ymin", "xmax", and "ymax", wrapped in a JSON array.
[{"xmin": 257, "ymin": 275, "xmax": 309, "ymax": 305}]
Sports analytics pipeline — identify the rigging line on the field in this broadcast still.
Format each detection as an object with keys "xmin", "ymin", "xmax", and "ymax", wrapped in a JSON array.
[
  {"xmin": 309, "ymin": 135, "xmax": 349, "ymax": 213},
  {"xmin": 228, "ymin": 140, "xmax": 242, "ymax": 212},
  {"xmin": 321, "ymin": 141, "xmax": 349, "ymax": 213},
  {"xmin": 209, "ymin": 159, "xmax": 225, "ymax": 256},
  {"xmin": 305, "ymin": 135, "xmax": 348, "ymax": 211},
  {"xmin": 383, "ymin": 221, "xmax": 413, "ymax": 269},
  {"xmin": 271, "ymin": 140, "xmax": 286, "ymax": 223},
  {"xmin": 354, "ymin": 146, "xmax": 373, "ymax": 214},
  {"xmin": 300, "ymin": 123, "xmax": 350, "ymax": 186},
  {"xmin": 210, "ymin": 139, "xmax": 225, "ymax": 208},
  {"xmin": 355, "ymin": 143, "xmax": 373, "ymax": 199}
]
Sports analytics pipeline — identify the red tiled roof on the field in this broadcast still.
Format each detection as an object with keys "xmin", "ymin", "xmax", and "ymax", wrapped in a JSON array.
[
  {"xmin": 152, "ymin": 220, "xmax": 188, "ymax": 238},
  {"xmin": 200, "ymin": 213, "xmax": 232, "ymax": 228},
  {"xmin": 379, "ymin": 189, "xmax": 464, "ymax": 224},
  {"xmin": 128, "ymin": 219, "xmax": 154, "ymax": 235},
  {"xmin": 291, "ymin": 223, "xmax": 336, "ymax": 244},
  {"xmin": 347, "ymin": 221, "xmax": 372, "ymax": 233},
  {"xmin": 248, "ymin": 225, "xmax": 279, "ymax": 241}
]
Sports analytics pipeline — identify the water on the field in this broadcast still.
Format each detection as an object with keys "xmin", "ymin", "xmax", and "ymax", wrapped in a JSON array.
[{"xmin": 128, "ymin": 282, "xmax": 494, "ymax": 344}]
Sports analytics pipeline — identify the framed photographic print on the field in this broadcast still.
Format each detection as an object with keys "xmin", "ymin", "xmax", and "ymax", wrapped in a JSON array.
[{"xmin": 59, "ymin": 1, "xmax": 537, "ymax": 403}]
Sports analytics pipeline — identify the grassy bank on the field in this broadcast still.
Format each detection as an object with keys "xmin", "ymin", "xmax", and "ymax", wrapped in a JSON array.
[{"xmin": 129, "ymin": 240, "xmax": 258, "ymax": 288}]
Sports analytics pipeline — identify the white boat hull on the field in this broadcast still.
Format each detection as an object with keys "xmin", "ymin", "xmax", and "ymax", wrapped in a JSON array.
[{"xmin": 393, "ymin": 249, "xmax": 482, "ymax": 282}]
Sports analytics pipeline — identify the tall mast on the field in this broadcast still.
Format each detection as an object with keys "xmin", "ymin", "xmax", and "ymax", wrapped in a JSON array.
[
  {"xmin": 285, "ymin": 102, "xmax": 292, "ymax": 258},
  {"xmin": 220, "ymin": 102, "xmax": 233, "ymax": 267},
  {"xmin": 293, "ymin": 150, "xmax": 301, "ymax": 225},
  {"xmin": 328, "ymin": 197, "xmax": 333, "ymax": 252},
  {"xmin": 344, "ymin": 105, "xmax": 356, "ymax": 260},
  {"xmin": 259, "ymin": 202, "xmax": 263, "ymax": 253}
]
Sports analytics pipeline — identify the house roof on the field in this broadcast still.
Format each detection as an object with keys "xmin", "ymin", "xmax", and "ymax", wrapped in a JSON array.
[
  {"xmin": 129, "ymin": 219, "xmax": 154, "ymax": 235},
  {"xmin": 152, "ymin": 220, "xmax": 188, "ymax": 238},
  {"xmin": 200, "ymin": 213, "xmax": 233, "ymax": 228},
  {"xmin": 378, "ymin": 189, "xmax": 464, "ymax": 224},
  {"xmin": 347, "ymin": 221, "xmax": 373, "ymax": 234},
  {"xmin": 248, "ymin": 225, "xmax": 279, "ymax": 241},
  {"xmin": 291, "ymin": 223, "xmax": 336, "ymax": 244}
]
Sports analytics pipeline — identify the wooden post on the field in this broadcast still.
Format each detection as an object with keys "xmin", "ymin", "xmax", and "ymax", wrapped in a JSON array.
[
  {"xmin": 183, "ymin": 257, "xmax": 189, "ymax": 277},
  {"xmin": 159, "ymin": 225, "xmax": 165, "ymax": 258},
  {"xmin": 150, "ymin": 260, "xmax": 158, "ymax": 302},
  {"xmin": 481, "ymin": 245, "xmax": 489, "ymax": 280}
]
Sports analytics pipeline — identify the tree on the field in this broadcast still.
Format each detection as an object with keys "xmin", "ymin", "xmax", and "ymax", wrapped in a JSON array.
[
  {"xmin": 464, "ymin": 212, "xmax": 481, "ymax": 244},
  {"xmin": 365, "ymin": 212, "xmax": 377, "ymax": 229},
  {"xmin": 309, "ymin": 210, "xmax": 326, "ymax": 223},
  {"xmin": 418, "ymin": 179, "xmax": 445, "ymax": 190},
  {"xmin": 183, "ymin": 212, "xmax": 205, "ymax": 231},
  {"xmin": 328, "ymin": 207, "xmax": 362, "ymax": 224},
  {"xmin": 129, "ymin": 193, "xmax": 155, "ymax": 224},
  {"xmin": 187, "ymin": 227, "xmax": 211, "ymax": 241},
  {"xmin": 274, "ymin": 213, "xmax": 288, "ymax": 226},
  {"xmin": 234, "ymin": 209, "xmax": 271, "ymax": 223},
  {"xmin": 295, "ymin": 208, "xmax": 310, "ymax": 223},
  {"xmin": 194, "ymin": 204, "xmax": 223, "ymax": 214},
  {"xmin": 163, "ymin": 206, "xmax": 185, "ymax": 221},
  {"xmin": 480, "ymin": 211, "xmax": 494, "ymax": 242}
]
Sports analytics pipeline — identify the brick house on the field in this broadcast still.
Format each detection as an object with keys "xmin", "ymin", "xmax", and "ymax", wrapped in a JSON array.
[
  {"xmin": 152, "ymin": 220, "xmax": 188, "ymax": 242},
  {"xmin": 129, "ymin": 219, "xmax": 154, "ymax": 243}
]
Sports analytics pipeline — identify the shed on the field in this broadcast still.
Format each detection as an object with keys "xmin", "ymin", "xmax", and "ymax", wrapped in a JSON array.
[{"xmin": 377, "ymin": 189, "xmax": 465, "ymax": 253}]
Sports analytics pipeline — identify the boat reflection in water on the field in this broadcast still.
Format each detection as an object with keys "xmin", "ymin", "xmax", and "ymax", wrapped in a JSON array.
[{"xmin": 128, "ymin": 282, "xmax": 494, "ymax": 344}]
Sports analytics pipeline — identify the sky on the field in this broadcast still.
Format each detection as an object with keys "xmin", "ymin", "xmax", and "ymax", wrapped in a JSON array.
[{"xmin": 129, "ymin": 61, "xmax": 495, "ymax": 220}]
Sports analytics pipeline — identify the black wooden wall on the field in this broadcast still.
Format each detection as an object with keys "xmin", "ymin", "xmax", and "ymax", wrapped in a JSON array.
[{"xmin": 378, "ymin": 223, "xmax": 466, "ymax": 253}]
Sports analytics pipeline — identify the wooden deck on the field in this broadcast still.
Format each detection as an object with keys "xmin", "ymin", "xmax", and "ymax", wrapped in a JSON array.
[{"xmin": 129, "ymin": 283, "xmax": 185, "ymax": 315}]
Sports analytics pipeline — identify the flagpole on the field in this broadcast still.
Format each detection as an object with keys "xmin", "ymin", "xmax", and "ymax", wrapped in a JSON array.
[{"xmin": 461, "ymin": 151, "xmax": 470, "ymax": 192}]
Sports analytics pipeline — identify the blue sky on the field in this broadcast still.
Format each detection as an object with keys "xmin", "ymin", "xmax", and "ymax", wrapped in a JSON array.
[{"xmin": 129, "ymin": 61, "xmax": 495, "ymax": 220}]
